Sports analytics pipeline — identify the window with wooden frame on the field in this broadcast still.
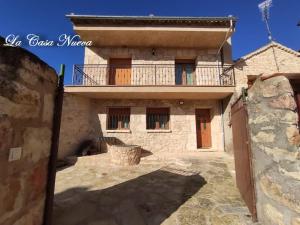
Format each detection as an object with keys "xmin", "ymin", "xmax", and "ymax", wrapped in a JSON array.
[
  {"xmin": 146, "ymin": 108, "xmax": 170, "ymax": 130},
  {"xmin": 107, "ymin": 107, "xmax": 130, "ymax": 130},
  {"xmin": 175, "ymin": 59, "xmax": 196, "ymax": 85}
]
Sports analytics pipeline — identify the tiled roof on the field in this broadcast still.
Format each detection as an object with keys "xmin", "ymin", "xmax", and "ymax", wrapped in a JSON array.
[
  {"xmin": 236, "ymin": 41, "xmax": 300, "ymax": 63},
  {"xmin": 66, "ymin": 14, "xmax": 236, "ymax": 28}
]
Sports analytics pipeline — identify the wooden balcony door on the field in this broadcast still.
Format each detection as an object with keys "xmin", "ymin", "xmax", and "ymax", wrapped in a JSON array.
[
  {"xmin": 175, "ymin": 60, "xmax": 195, "ymax": 85},
  {"xmin": 109, "ymin": 58, "xmax": 132, "ymax": 85},
  {"xmin": 195, "ymin": 109, "xmax": 212, "ymax": 148}
]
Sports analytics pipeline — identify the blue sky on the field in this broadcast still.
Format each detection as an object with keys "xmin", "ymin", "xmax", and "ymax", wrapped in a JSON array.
[{"xmin": 1, "ymin": 0, "xmax": 299, "ymax": 84}]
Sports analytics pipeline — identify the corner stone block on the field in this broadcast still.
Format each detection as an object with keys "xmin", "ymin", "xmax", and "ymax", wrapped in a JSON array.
[
  {"xmin": 262, "ymin": 84, "xmax": 279, "ymax": 98},
  {"xmin": 292, "ymin": 218, "xmax": 300, "ymax": 225},
  {"xmin": 286, "ymin": 126, "xmax": 300, "ymax": 146},
  {"xmin": 0, "ymin": 114, "xmax": 13, "ymax": 152},
  {"xmin": 0, "ymin": 96, "xmax": 41, "ymax": 119},
  {"xmin": 252, "ymin": 131, "xmax": 275, "ymax": 143},
  {"xmin": 263, "ymin": 204, "xmax": 284, "ymax": 225},
  {"xmin": 260, "ymin": 174, "xmax": 300, "ymax": 213},
  {"xmin": 22, "ymin": 127, "xmax": 51, "ymax": 163},
  {"xmin": 11, "ymin": 198, "xmax": 45, "ymax": 225},
  {"xmin": 0, "ymin": 177, "xmax": 22, "ymax": 221},
  {"xmin": 0, "ymin": 79, "xmax": 40, "ymax": 105},
  {"xmin": 42, "ymin": 94, "xmax": 54, "ymax": 124},
  {"xmin": 269, "ymin": 93, "xmax": 297, "ymax": 111},
  {"xmin": 21, "ymin": 56, "xmax": 57, "ymax": 85},
  {"xmin": 25, "ymin": 160, "xmax": 48, "ymax": 202}
]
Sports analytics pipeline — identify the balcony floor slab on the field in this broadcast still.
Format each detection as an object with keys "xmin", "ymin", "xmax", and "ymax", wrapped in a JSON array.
[{"xmin": 64, "ymin": 86, "xmax": 234, "ymax": 99}]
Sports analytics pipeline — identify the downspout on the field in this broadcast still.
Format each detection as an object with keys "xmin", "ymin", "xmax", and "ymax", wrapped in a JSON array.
[
  {"xmin": 220, "ymin": 99, "xmax": 226, "ymax": 152},
  {"xmin": 216, "ymin": 18, "xmax": 234, "ymax": 152},
  {"xmin": 216, "ymin": 18, "xmax": 235, "ymax": 61}
]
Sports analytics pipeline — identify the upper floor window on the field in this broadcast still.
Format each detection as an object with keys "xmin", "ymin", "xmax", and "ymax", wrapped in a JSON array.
[
  {"xmin": 146, "ymin": 108, "xmax": 170, "ymax": 130},
  {"xmin": 107, "ymin": 107, "xmax": 130, "ymax": 130},
  {"xmin": 109, "ymin": 58, "xmax": 132, "ymax": 85},
  {"xmin": 175, "ymin": 59, "xmax": 195, "ymax": 85}
]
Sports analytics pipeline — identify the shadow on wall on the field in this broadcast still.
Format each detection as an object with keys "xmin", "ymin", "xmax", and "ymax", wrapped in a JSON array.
[{"xmin": 53, "ymin": 169, "xmax": 207, "ymax": 225}]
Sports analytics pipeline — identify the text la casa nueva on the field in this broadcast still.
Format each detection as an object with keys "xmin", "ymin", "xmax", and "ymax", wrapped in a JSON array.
[{"xmin": 5, "ymin": 34, "xmax": 92, "ymax": 47}]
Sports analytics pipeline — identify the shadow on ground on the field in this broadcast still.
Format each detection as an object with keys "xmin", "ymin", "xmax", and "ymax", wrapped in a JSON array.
[{"xmin": 53, "ymin": 169, "xmax": 206, "ymax": 225}]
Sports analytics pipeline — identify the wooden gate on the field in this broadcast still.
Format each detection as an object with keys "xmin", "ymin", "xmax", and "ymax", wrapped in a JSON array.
[{"xmin": 231, "ymin": 98, "xmax": 257, "ymax": 221}]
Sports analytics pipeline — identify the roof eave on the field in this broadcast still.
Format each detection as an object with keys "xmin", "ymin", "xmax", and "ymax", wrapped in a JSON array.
[{"xmin": 66, "ymin": 14, "xmax": 236, "ymax": 28}]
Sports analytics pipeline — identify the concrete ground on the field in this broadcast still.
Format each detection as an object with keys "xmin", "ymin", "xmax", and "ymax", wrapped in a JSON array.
[{"xmin": 53, "ymin": 152, "xmax": 256, "ymax": 225}]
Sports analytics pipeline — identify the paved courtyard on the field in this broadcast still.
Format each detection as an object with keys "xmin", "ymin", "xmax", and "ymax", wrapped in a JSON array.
[{"xmin": 53, "ymin": 152, "xmax": 256, "ymax": 225}]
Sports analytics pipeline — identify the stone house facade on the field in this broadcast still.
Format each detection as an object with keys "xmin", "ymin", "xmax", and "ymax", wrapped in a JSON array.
[
  {"xmin": 223, "ymin": 41, "xmax": 300, "ymax": 154},
  {"xmin": 59, "ymin": 15, "xmax": 238, "ymax": 159}
]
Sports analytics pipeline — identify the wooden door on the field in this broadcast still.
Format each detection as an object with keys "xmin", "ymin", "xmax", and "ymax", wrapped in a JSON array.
[
  {"xmin": 175, "ymin": 60, "xmax": 195, "ymax": 85},
  {"xmin": 195, "ymin": 109, "xmax": 211, "ymax": 148},
  {"xmin": 109, "ymin": 58, "xmax": 131, "ymax": 85}
]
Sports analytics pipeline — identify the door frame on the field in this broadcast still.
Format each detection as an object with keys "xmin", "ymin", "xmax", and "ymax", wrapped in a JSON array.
[{"xmin": 195, "ymin": 108, "xmax": 212, "ymax": 149}]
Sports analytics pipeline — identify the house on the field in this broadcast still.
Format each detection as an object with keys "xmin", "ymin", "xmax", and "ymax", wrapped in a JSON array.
[
  {"xmin": 58, "ymin": 15, "xmax": 237, "ymax": 159},
  {"xmin": 222, "ymin": 41, "xmax": 300, "ymax": 154},
  {"xmin": 227, "ymin": 42, "xmax": 300, "ymax": 225}
]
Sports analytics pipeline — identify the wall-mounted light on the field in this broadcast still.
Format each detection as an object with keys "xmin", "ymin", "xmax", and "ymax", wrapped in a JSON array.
[
  {"xmin": 179, "ymin": 100, "xmax": 184, "ymax": 105},
  {"xmin": 152, "ymin": 48, "xmax": 156, "ymax": 56}
]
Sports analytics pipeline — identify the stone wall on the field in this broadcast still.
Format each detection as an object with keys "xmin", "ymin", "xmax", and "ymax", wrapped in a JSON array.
[
  {"xmin": 247, "ymin": 76, "xmax": 300, "ymax": 225},
  {"xmin": 92, "ymin": 99, "xmax": 223, "ymax": 153},
  {"xmin": 223, "ymin": 42, "xmax": 300, "ymax": 154},
  {"xmin": 0, "ymin": 41, "xmax": 57, "ymax": 224},
  {"xmin": 81, "ymin": 46, "xmax": 232, "ymax": 86},
  {"xmin": 58, "ymin": 98, "xmax": 224, "ymax": 158},
  {"xmin": 58, "ymin": 93, "xmax": 94, "ymax": 159}
]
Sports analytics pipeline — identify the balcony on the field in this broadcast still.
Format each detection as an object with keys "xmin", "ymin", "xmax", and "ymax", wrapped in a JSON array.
[{"xmin": 65, "ymin": 64, "xmax": 235, "ymax": 99}]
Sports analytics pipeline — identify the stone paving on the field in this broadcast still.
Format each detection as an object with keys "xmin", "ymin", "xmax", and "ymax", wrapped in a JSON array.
[{"xmin": 53, "ymin": 152, "xmax": 257, "ymax": 225}]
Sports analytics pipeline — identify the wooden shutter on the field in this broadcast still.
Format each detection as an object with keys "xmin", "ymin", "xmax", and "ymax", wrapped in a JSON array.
[{"xmin": 109, "ymin": 59, "xmax": 132, "ymax": 85}]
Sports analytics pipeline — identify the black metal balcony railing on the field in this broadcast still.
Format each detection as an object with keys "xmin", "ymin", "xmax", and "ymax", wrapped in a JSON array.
[{"xmin": 72, "ymin": 64, "xmax": 235, "ymax": 86}]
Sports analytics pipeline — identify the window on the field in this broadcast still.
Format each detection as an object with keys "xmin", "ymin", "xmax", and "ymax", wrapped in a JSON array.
[
  {"xmin": 146, "ymin": 108, "xmax": 170, "ymax": 130},
  {"xmin": 107, "ymin": 107, "xmax": 130, "ymax": 130},
  {"xmin": 175, "ymin": 60, "xmax": 195, "ymax": 85}
]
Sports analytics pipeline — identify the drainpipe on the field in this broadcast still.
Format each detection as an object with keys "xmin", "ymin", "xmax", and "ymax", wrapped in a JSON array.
[
  {"xmin": 220, "ymin": 99, "xmax": 226, "ymax": 152},
  {"xmin": 216, "ymin": 17, "xmax": 235, "ymax": 63},
  {"xmin": 43, "ymin": 64, "xmax": 65, "ymax": 225},
  {"xmin": 216, "ymin": 18, "xmax": 234, "ymax": 152}
]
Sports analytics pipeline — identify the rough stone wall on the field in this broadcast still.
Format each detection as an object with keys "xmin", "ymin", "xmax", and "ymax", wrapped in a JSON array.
[
  {"xmin": 58, "ymin": 98, "xmax": 224, "ymax": 158},
  {"xmin": 0, "ymin": 43, "xmax": 57, "ymax": 224},
  {"xmin": 58, "ymin": 93, "xmax": 94, "ymax": 159},
  {"xmin": 235, "ymin": 45, "xmax": 300, "ymax": 95},
  {"xmin": 82, "ymin": 47, "xmax": 226, "ymax": 86},
  {"xmin": 223, "ymin": 44, "xmax": 300, "ymax": 154},
  {"xmin": 91, "ymin": 99, "xmax": 223, "ymax": 154},
  {"xmin": 247, "ymin": 76, "xmax": 300, "ymax": 225}
]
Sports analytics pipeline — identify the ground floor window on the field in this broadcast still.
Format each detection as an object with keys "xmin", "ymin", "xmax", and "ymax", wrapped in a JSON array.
[
  {"xmin": 107, "ymin": 107, "xmax": 130, "ymax": 130},
  {"xmin": 146, "ymin": 108, "xmax": 170, "ymax": 129}
]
